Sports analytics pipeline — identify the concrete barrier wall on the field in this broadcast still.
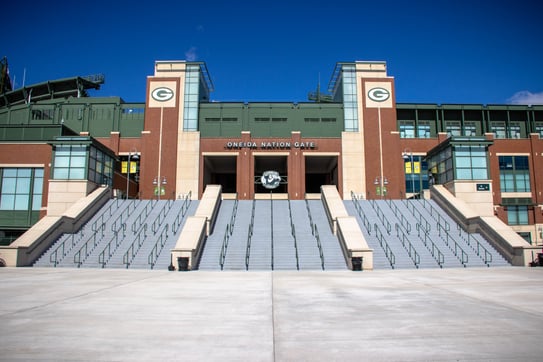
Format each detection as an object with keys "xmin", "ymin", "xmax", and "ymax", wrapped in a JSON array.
[
  {"xmin": 320, "ymin": 185, "xmax": 372, "ymax": 270},
  {"xmin": 430, "ymin": 185, "xmax": 538, "ymax": 266},
  {"xmin": 194, "ymin": 185, "xmax": 222, "ymax": 236},
  {"xmin": 336, "ymin": 217, "xmax": 374, "ymax": 270},
  {"xmin": 171, "ymin": 216, "xmax": 207, "ymax": 270},
  {"xmin": 171, "ymin": 185, "xmax": 222, "ymax": 270},
  {"xmin": 321, "ymin": 185, "xmax": 349, "ymax": 235},
  {"xmin": 0, "ymin": 186, "xmax": 111, "ymax": 267}
]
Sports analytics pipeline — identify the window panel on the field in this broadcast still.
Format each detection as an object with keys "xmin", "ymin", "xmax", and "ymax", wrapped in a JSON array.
[
  {"xmin": 16, "ymin": 178, "xmax": 31, "ymax": 193},
  {"xmin": 14, "ymin": 195, "xmax": 29, "ymax": 210},
  {"xmin": 472, "ymin": 168, "xmax": 488, "ymax": 179},
  {"xmin": 455, "ymin": 157, "xmax": 471, "ymax": 168},
  {"xmin": 53, "ymin": 168, "xmax": 69, "ymax": 179},
  {"xmin": 70, "ymin": 156, "xmax": 86, "ymax": 168},
  {"xmin": 3, "ymin": 169, "xmax": 17, "ymax": 177},
  {"xmin": 17, "ymin": 168, "xmax": 31, "ymax": 177},
  {"xmin": 2, "ymin": 178, "xmax": 16, "ymax": 193},
  {"xmin": 69, "ymin": 168, "xmax": 85, "ymax": 179},
  {"xmin": 0, "ymin": 194, "xmax": 15, "ymax": 210},
  {"xmin": 32, "ymin": 195, "xmax": 42, "ymax": 210},
  {"xmin": 33, "ymin": 177, "xmax": 43, "ymax": 194}
]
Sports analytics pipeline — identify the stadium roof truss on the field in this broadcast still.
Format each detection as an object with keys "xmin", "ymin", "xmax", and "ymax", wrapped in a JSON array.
[{"xmin": 0, "ymin": 75, "xmax": 104, "ymax": 108}]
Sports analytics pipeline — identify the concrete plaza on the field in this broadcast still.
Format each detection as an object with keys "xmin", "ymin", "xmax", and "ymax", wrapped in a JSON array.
[{"xmin": 1, "ymin": 266, "xmax": 542, "ymax": 361}]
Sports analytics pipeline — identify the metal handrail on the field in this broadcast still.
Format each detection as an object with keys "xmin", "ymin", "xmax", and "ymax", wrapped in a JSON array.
[
  {"xmin": 313, "ymin": 224, "xmax": 325, "ymax": 270},
  {"xmin": 147, "ymin": 224, "xmax": 169, "ymax": 269},
  {"xmin": 49, "ymin": 232, "xmax": 83, "ymax": 267},
  {"xmin": 461, "ymin": 227, "xmax": 493, "ymax": 266},
  {"xmin": 73, "ymin": 226, "xmax": 103, "ymax": 267},
  {"xmin": 219, "ymin": 198, "xmax": 238, "ymax": 269},
  {"xmin": 91, "ymin": 198, "xmax": 120, "ymax": 233},
  {"xmin": 151, "ymin": 202, "xmax": 170, "ymax": 234},
  {"xmin": 171, "ymin": 193, "xmax": 192, "ymax": 234},
  {"xmin": 421, "ymin": 199, "xmax": 450, "ymax": 232},
  {"xmin": 270, "ymin": 197, "xmax": 274, "ymax": 270},
  {"xmin": 370, "ymin": 200, "xmax": 392, "ymax": 234},
  {"xmin": 416, "ymin": 223, "xmax": 444, "ymax": 267},
  {"xmin": 351, "ymin": 193, "xmax": 371, "ymax": 234},
  {"xmin": 219, "ymin": 224, "xmax": 231, "ymax": 270},
  {"xmin": 245, "ymin": 199, "xmax": 256, "ymax": 270},
  {"xmin": 374, "ymin": 223, "xmax": 396, "ymax": 269},
  {"xmin": 405, "ymin": 201, "xmax": 431, "ymax": 233},
  {"xmin": 437, "ymin": 222, "xmax": 468, "ymax": 266},
  {"xmin": 131, "ymin": 200, "xmax": 153, "ymax": 234},
  {"xmin": 395, "ymin": 223, "xmax": 420, "ymax": 268},
  {"xmin": 129, "ymin": 224, "xmax": 163, "ymax": 269},
  {"xmin": 288, "ymin": 200, "xmax": 300, "ymax": 270}
]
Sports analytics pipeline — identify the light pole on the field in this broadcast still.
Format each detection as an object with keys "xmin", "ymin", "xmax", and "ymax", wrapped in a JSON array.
[
  {"xmin": 373, "ymin": 176, "xmax": 389, "ymax": 198},
  {"xmin": 126, "ymin": 150, "xmax": 139, "ymax": 199},
  {"xmin": 153, "ymin": 176, "xmax": 167, "ymax": 200},
  {"xmin": 402, "ymin": 148, "xmax": 415, "ymax": 198}
]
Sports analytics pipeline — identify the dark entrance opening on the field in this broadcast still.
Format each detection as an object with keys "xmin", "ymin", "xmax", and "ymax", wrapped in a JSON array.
[
  {"xmin": 254, "ymin": 155, "xmax": 288, "ymax": 194},
  {"xmin": 305, "ymin": 155, "xmax": 338, "ymax": 193},
  {"xmin": 203, "ymin": 155, "xmax": 237, "ymax": 193}
]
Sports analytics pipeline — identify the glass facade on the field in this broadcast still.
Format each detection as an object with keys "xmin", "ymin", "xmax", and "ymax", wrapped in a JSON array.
[
  {"xmin": 427, "ymin": 140, "xmax": 490, "ymax": 185},
  {"xmin": 52, "ymin": 141, "xmax": 114, "ymax": 186},
  {"xmin": 454, "ymin": 146, "xmax": 488, "ymax": 180},
  {"xmin": 499, "ymin": 156, "xmax": 530, "ymax": 192},
  {"xmin": 53, "ymin": 145, "xmax": 87, "ymax": 179},
  {"xmin": 0, "ymin": 168, "xmax": 43, "ymax": 211},
  {"xmin": 342, "ymin": 64, "xmax": 359, "ymax": 132},
  {"xmin": 404, "ymin": 156, "xmax": 428, "ymax": 193},
  {"xmin": 183, "ymin": 65, "xmax": 200, "ymax": 131}
]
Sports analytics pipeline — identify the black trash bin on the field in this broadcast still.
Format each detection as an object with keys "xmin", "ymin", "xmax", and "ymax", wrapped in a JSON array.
[
  {"xmin": 177, "ymin": 257, "xmax": 189, "ymax": 271},
  {"xmin": 352, "ymin": 257, "xmax": 363, "ymax": 271},
  {"xmin": 538, "ymin": 253, "xmax": 543, "ymax": 267}
]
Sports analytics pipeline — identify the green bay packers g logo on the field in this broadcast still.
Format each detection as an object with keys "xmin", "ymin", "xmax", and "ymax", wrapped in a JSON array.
[
  {"xmin": 151, "ymin": 87, "xmax": 174, "ymax": 102},
  {"xmin": 367, "ymin": 87, "xmax": 390, "ymax": 102}
]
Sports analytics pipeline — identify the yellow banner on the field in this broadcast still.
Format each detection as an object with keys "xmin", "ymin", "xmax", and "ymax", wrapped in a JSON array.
[
  {"xmin": 404, "ymin": 161, "xmax": 421, "ymax": 174},
  {"xmin": 122, "ymin": 161, "xmax": 137, "ymax": 174}
]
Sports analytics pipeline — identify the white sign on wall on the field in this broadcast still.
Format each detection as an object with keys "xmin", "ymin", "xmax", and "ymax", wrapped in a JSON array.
[
  {"xmin": 148, "ymin": 81, "xmax": 177, "ymax": 108},
  {"xmin": 365, "ymin": 81, "xmax": 393, "ymax": 108}
]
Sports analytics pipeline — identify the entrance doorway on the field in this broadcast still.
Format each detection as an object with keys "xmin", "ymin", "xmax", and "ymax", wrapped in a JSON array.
[
  {"xmin": 305, "ymin": 155, "xmax": 338, "ymax": 193},
  {"xmin": 203, "ymin": 155, "xmax": 237, "ymax": 193},
  {"xmin": 254, "ymin": 155, "xmax": 288, "ymax": 194}
]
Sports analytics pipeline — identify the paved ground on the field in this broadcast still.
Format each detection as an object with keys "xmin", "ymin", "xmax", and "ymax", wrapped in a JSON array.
[{"xmin": 1, "ymin": 266, "xmax": 542, "ymax": 361}]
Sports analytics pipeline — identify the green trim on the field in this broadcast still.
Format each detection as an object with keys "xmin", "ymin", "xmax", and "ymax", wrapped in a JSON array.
[{"xmin": 501, "ymin": 198, "xmax": 534, "ymax": 206}]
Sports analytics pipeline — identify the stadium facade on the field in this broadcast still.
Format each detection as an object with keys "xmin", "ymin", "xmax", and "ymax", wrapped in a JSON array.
[{"xmin": 0, "ymin": 59, "xmax": 542, "ymax": 267}]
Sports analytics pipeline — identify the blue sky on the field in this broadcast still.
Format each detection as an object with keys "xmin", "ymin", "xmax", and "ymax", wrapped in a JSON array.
[{"xmin": 4, "ymin": 0, "xmax": 543, "ymax": 105}]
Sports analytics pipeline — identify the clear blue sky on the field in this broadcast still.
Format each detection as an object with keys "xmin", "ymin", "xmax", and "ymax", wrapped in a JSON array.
[{"xmin": 4, "ymin": 0, "xmax": 543, "ymax": 105}]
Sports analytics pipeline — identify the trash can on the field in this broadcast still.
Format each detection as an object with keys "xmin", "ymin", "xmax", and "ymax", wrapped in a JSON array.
[
  {"xmin": 538, "ymin": 253, "xmax": 543, "ymax": 267},
  {"xmin": 352, "ymin": 257, "xmax": 363, "ymax": 271},
  {"xmin": 177, "ymin": 257, "xmax": 189, "ymax": 271}
]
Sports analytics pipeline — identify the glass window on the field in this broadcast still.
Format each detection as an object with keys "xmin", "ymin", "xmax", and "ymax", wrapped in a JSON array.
[
  {"xmin": 400, "ymin": 121, "xmax": 415, "ymax": 138},
  {"xmin": 508, "ymin": 123, "xmax": 521, "ymax": 138},
  {"xmin": 453, "ymin": 145, "xmax": 488, "ymax": 180},
  {"xmin": 491, "ymin": 123, "xmax": 506, "ymax": 139},
  {"xmin": 52, "ymin": 144, "xmax": 88, "ymax": 180},
  {"xmin": 507, "ymin": 206, "xmax": 528, "ymax": 225},
  {"xmin": 463, "ymin": 122, "xmax": 478, "ymax": 136},
  {"xmin": 446, "ymin": 122, "xmax": 461, "ymax": 136},
  {"xmin": 499, "ymin": 156, "xmax": 530, "ymax": 192},
  {"xmin": 0, "ymin": 168, "xmax": 43, "ymax": 211},
  {"xmin": 417, "ymin": 123, "xmax": 431, "ymax": 138}
]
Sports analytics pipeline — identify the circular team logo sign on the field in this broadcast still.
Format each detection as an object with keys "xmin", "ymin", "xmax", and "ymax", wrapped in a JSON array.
[
  {"xmin": 367, "ymin": 87, "xmax": 390, "ymax": 102},
  {"xmin": 151, "ymin": 87, "xmax": 174, "ymax": 102},
  {"xmin": 261, "ymin": 171, "xmax": 281, "ymax": 190}
]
